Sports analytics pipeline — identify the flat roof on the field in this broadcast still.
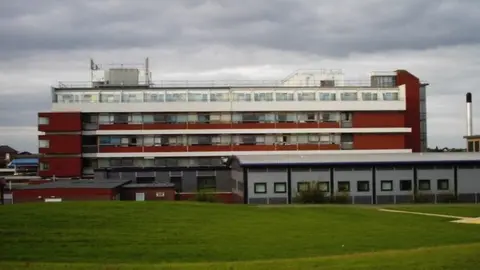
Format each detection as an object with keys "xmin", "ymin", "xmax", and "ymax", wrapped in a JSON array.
[
  {"xmin": 19, "ymin": 179, "xmax": 131, "ymax": 190},
  {"xmin": 123, "ymin": 183, "xmax": 175, "ymax": 188},
  {"xmin": 234, "ymin": 152, "xmax": 480, "ymax": 166}
]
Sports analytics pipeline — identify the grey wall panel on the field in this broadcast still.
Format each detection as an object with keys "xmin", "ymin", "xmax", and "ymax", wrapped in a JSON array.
[
  {"xmin": 215, "ymin": 170, "xmax": 232, "ymax": 192},
  {"xmin": 375, "ymin": 168, "xmax": 414, "ymax": 196},
  {"xmin": 182, "ymin": 171, "xmax": 197, "ymax": 192},
  {"xmin": 137, "ymin": 171, "xmax": 154, "ymax": 178},
  {"xmin": 107, "ymin": 172, "xmax": 121, "ymax": 179},
  {"xmin": 94, "ymin": 171, "xmax": 106, "ymax": 180},
  {"xmin": 458, "ymin": 168, "xmax": 480, "ymax": 194},
  {"xmin": 154, "ymin": 171, "xmax": 170, "ymax": 182},
  {"xmin": 417, "ymin": 168, "xmax": 454, "ymax": 193},
  {"xmin": 247, "ymin": 170, "xmax": 288, "ymax": 203},
  {"xmin": 291, "ymin": 169, "xmax": 330, "ymax": 197},
  {"xmin": 333, "ymin": 168, "xmax": 373, "ymax": 196},
  {"xmin": 231, "ymin": 169, "xmax": 244, "ymax": 196},
  {"xmin": 121, "ymin": 172, "xmax": 136, "ymax": 181},
  {"xmin": 249, "ymin": 197, "xmax": 268, "ymax": 204}
]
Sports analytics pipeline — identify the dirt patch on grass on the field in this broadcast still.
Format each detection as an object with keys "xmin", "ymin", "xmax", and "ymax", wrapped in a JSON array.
[{"xmin": 378, "ymin": 208, "xmax": 480, "ymax": 225}]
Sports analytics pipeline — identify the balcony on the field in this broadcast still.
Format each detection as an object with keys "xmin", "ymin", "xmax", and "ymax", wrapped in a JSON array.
[{"xmin": 51, "ymin": 86, "xmax": 406, "ymax": 113}]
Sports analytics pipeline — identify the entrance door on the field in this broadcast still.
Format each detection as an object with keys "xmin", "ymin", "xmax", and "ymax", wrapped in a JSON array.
[{"xmin": 135, "ymin": 192, "xmax": 145, "ymax": 201}]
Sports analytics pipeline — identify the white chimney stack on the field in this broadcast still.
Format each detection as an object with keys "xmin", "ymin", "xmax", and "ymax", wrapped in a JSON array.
[{"xmin": 467, "ymin": 92, "xmax": 473, "ymax": 136}]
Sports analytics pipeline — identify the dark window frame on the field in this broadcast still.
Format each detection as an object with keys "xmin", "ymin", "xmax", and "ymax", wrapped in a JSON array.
[
  {"xmin": 399, "ymin": 179, "xmax": 413, "ymax": 191},
  {"xmin": 254, "ymin": 182, "xmax": 267, "ymax": 194},
  {"xmin": 338, "ymin": 181, "xmax": 350, "ymax": 192},
  {"xmin": 357, "ymin": 181, "xmax": 370, "ymax": 192},
  {"xmin": 437, "ymin": 179, "xmax": 449, "ymax": 190},
  {"xmin": 380, "ymin": 180, "xmax": 393, "ymax": 191},
  {"xmin": 274, "ymin": 182, "xmax": 287, "ymax": 194},
  {"xmin": 418, "ymin": 179, "xmax": 431, "ymax": 191}
]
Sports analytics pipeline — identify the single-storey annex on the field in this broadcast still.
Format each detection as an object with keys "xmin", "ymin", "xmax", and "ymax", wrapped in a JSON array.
[{"xmin": 230, "ymin": 152, "xmax": 480, "ymax": 205}]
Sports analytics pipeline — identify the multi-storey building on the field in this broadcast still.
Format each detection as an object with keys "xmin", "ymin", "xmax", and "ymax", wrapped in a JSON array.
[{"xmin": 37, "ymin": 59, "xmax": 428, "ymax": 182}]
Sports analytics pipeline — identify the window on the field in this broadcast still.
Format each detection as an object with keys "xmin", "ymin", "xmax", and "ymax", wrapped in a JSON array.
[
  {"xmin": 380, "ymin": 180, "xmax": 393, "ymax": 191},
  {"xmin": 233, "ymin": 92, "xmax": 251, "ymax": 101},
  {"xmin": 383, "ymin": 92, "xmax": 399, "ymax": 101},
  {"xmin": 468, "ymin": 141, "xmax": 474, "ymax": 152},
  {"xmin": 254, "ymin": 183, "xmax": 267, "ymax": 194},
  {"xmin": 40, "ymin": 162, "xmax": 49, "ymax": 171},
  {"xmin": 437, "ymin": 179, "xmax": 449, "ymax": 190},
  {"xmin": 39, "ymin": 139, "xmax": 50, "ymax": 148},
  {"xmin": 110, "ymin": 159, "xmax": 122, "ymax": 167},
  {"xmin": 275, "ymin": 92, "xmax": 294, "ymax": 101},
  {"xmin": 338, "ymin": 181, "xmax": 350, "ymax": 192},
  {"xmin": 297, "ymin": 182, "xmax": 310, "ymax": 192},
  {"xmin": 318, "ymin": 181, "xmax": 329, "ymax": 192},
  {"xmin": 418, "ymin": 179, "xmax": 431, "ymax": 191},
  {"xmin": 274, "ymin": 182, "xmax": 287, "ymax": 193},
  {"xmin": 166, "ymin": 93, "xmax": 187, "ymax": 102},
  {"xmin": 361, "ymin": 92, "xmax": 378, "ymax": 101},
  {"xmin": 197, "ymin": 176, "xmax": 216, "ymax": 190},
  {"xmin": 210, "ymin": 93, "xmax": 229, "ymax": 102},
  {"xmin": 254, "ymin": 92, "xmax": 274, "ymax": 102},
  {"xmin": 188, "ymin": 93, "xmax": 208, "ymax": 102},
  {"xmin": 357, "ymin": 181, "xmax": 370, "ymax": 192},
  {"xmin": 340, "ymin": 92, "xmax": 358, "ymax": 101},
  {"xmin": 38, "ymin": 117, "xmax": 49, "ymax": 125},
  {"xmin": 297, "ymin": 92, "xmax": 316, "ymax": 101},
  {"xmin": 319, "ymin": 92, "xmax": 336, "ymax": 101},
  {"xmin": 400, "ymin": 180, "xmax": 412, "ymax": 191}
]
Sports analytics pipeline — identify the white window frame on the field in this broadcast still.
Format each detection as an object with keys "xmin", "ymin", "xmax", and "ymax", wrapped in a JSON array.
[
  {"xmin": 38, "ymin": 117, "xmax": 49, "ymax": 125},
  {"xmin": 39, "ymin": 139, "xmax": 50, "ymax": 148}
]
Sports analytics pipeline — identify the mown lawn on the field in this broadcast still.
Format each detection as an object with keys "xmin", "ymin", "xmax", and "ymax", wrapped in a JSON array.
[{"xmin": 1, "ymin": 202, "xmax": 479, "ymax": 270}]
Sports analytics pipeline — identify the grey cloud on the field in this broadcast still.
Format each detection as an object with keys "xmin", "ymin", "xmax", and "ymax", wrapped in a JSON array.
[
  {"xmin": 0, "ymin": 92, "xmax": 50, "ymax": 127},
  {"xmin": 1, "ymin": 0, "xmax": 480, "ymax": 60}
]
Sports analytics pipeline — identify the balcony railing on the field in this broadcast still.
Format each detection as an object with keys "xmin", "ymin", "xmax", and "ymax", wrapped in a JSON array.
[
  {"xmin": 52, "ymin": 88, "xmax": 402, "ymax": 104},
  {"xmin": 56, "ymin": 79, "xmax": 395, "ymax": 89}
]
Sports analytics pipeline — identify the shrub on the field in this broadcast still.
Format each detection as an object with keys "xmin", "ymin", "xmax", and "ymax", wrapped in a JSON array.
[
  {"xmin": 414, "ymin": 192, "xmax": 432, "ymax": 203},
  {"xmin": 294, "ymin": 181, "xmax": 329, "ymax": 204},
  {"xmin": 192, "ymin": 189, "xmax": 217, "ymax": 203},
  {"xmin": 331, "ymin": 192, "xmax": 350, "ymax": 204},
  {"xmin": 436, "ymin": 193, "xmax": 458, "ymax": 203}
]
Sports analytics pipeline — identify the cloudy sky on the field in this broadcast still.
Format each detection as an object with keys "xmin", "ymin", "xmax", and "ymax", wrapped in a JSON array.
[{"xmin": 0, "ymin": 0, "xmax": 479, "ymax": 152}]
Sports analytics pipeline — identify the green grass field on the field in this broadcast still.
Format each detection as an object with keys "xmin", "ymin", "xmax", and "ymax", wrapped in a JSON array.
[{"xmin": 1, "ymin": 202, "xmax": 479, "ymax": 270}]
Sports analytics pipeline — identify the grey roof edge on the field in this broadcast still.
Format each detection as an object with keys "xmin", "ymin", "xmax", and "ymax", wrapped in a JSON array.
[
  {"xmin": 18, "ymin": 179, "xmax": 132, "ymax": 190},
  {"xmin": 233, "ymin": 152, "xmax": 480, "ymax": 166}
]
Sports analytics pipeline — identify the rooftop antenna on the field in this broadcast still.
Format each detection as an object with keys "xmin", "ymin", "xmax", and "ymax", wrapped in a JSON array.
[{"xmin": 145, "ymin": 57, "xmax": 150, "ymax": 85}]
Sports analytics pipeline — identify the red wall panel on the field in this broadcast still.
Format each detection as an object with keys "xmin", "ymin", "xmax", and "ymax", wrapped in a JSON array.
[
  {"xmin": 121, "ymin": 187, "xmax": 176, "ymax": 201},
  {"xmin": 38, "ymin": 134, "xmax": 81, "ymax": 154},
  {"xmin": 397, "ymin": 70, "xmax": 421, "ymax": 152},
  {"xmin": 38, "ymin": 112, "xmax": 81, "ymax": 132},
  {"xmin": 38, "ymin": 157, "xmax": 82, "ymax": 178},
  {"xmin": 352, "ymin": 112, "xmax": 405, "ymax": 128},
  {"xmin": 13, "ymin": 188, "xmax": 115, "ymax": 203},
  {"xmin": 353, "ymin": 134, "xmax": 406, "ymax": 150}
]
